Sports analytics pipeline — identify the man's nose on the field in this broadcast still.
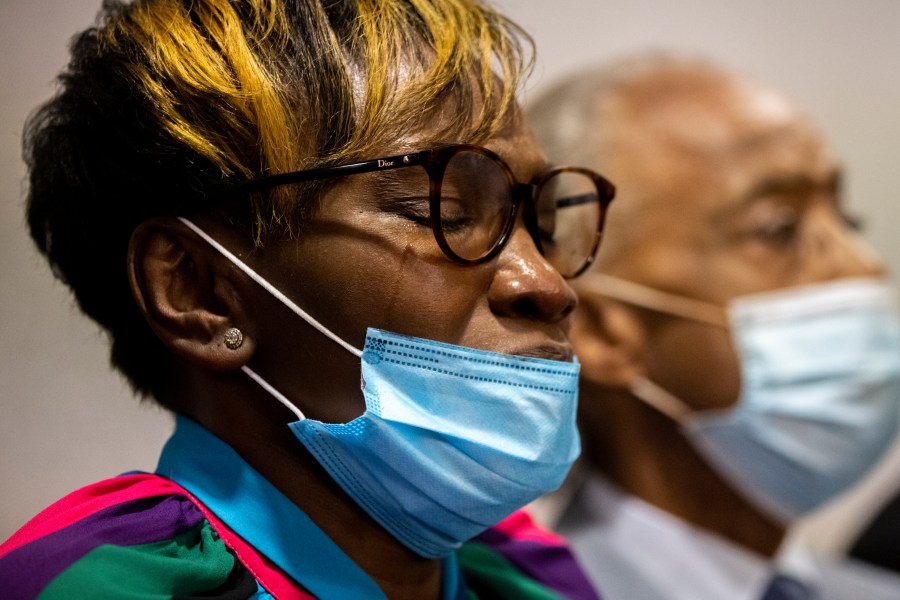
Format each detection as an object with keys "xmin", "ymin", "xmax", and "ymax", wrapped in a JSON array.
[
  {"xmin": 487, "ymin": 223, "xmax": 577, "ymax": 323},
  {"xmin": 806, "ymin": 207, "xmax": 886, "ymax": 281}
]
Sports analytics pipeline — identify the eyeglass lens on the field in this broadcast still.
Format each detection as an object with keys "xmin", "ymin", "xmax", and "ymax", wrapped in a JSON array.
[
  {"xmin": 537, "ymin": 171, "xmax": 602, "ymax": 278},
  {"xmin": 440, "ymin": 150, "xmax": 514, "ymax": 262},
  {"xmin": 439, "ymin": 149, "xmax": 601, "ymax": 277}
]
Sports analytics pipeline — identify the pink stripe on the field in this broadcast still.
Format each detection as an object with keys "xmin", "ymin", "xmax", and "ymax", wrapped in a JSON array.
[
  {"xmin": 0, "ymin": 473, "xmax": 178, "ymax": 557},
  {"xmin": 1, "ymin": 473, "xmax": 314, "ymax": 599},
  {"xmin": 492, "ymin": 509, "xmax": 567, "ymax": 546}
]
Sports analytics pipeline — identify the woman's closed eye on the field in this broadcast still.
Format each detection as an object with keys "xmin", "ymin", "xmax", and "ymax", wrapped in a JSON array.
[
  {"xmin": 437, "ymin": 197, "xmax": 480, "ymax": 234},
  {"xmin": 384, "ymin": 196, "xmax": 478, "ymax": 233},
  {"xmin": 390, "ymin": 196, "xmax": 433, "ymax": 226}
]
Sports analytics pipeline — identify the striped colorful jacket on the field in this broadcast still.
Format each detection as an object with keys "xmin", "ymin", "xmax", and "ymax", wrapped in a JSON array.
[{"xmin": 0, "ymin": 419, "xmax": 600, "ymax": 599}]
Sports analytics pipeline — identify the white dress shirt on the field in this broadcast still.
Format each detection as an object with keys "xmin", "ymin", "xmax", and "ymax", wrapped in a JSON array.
[{"xmin": 552, "ymin": 472, "xmax": 900, "ymax": 600}]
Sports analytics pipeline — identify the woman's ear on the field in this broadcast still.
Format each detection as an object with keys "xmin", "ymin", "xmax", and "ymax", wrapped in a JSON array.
[
  {"xmin": 127, "ymin": 217, "xmax": 256, "ymax": 371},
  {"xmin": 571, "ymin": 289, "xmax": 648, "ymax": 388}
]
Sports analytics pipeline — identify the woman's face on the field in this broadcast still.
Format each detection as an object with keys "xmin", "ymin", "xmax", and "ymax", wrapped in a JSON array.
[{"xmin": 215, "ymin": 116, "xmax": 578, "ymax": 422}]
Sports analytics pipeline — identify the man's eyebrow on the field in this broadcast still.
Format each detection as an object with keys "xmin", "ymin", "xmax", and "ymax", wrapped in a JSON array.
[
  {"xmin": 737, "ymin": 169, "xmax": 842, "ymax": 205},
  {"xmin": 710, "ymin": 169, "xmax": 843, "ymax": 225}
]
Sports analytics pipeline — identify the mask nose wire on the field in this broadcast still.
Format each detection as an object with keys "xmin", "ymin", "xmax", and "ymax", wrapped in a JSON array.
[{"xmin": 177, "ymin": 217, "xmax": 366, "ymax": 421}]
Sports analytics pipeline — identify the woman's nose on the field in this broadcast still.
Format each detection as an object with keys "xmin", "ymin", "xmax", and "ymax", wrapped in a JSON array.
[{"xmin": 488, "ymin": 224, "xmax": 577, "ymax": 323}]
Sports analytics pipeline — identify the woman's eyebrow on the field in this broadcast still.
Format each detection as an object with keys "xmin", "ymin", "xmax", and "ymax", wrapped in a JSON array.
[{"xmin": 365, "ymin": 168, "xmax": 426, "ymax": 198}]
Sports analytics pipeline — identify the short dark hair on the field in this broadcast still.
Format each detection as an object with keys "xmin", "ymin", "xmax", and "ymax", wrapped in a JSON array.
[{"xmin": 25, "ymin": 0, "xmax": 532, "ymax": 405}]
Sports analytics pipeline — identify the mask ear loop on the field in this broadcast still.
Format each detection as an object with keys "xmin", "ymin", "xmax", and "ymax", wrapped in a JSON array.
[
  {"xmin": 241, "ymin": 367, "xmax": 306, "ymax": 421},
  {"xmin": 577, "ymin": 273, "xmax": 730, "ymax": 328},
  {"xmin": 628, "ymin": 376, "xmax": 693, "ymax": 423},
  {"xmin": 577, "ymin": 273, "xmax": 730, "ymax": 423},
  {"xmin": 178, "ymin": 217, "xmax": 366, "ymax": 422}
]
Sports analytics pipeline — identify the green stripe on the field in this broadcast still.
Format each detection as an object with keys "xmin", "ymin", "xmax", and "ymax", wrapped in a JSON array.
[
  {"xmin": 38, "ymin": 520, "xmax": 238, "ymax": 599},
  {"xmin": 459, "ymin": 543, "xmax": 566, "ymax": 600}
]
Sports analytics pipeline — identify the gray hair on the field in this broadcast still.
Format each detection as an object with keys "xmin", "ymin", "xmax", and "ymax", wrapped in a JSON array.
[{"xmin": 525, "ymin": 52, "xmax": 738, "ymax": 270}]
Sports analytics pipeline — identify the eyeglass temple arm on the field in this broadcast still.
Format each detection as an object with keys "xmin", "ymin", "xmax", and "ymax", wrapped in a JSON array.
[
  {"xmin": 222, "ymin": 152, "xmax": 426, "ymax": 195},
  {"xmin": 556, "ymin": 192, "xmax": 599, "ymax": 208}
]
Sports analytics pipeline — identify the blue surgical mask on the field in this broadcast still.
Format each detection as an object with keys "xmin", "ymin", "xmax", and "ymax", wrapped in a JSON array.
[
  {"xmin": 178, "ymin": 218, "xmax": 581, "ymax": 557},
  {"xmin": 585, "ymin": 274, "xmax": 900, "ymax": 523}
]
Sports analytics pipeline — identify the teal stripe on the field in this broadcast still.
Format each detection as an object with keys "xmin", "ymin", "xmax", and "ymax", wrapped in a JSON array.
[
  {"xmin": 38, "ymin": 520, "xmax": 234, "ymax": 600},
  {"xmin": 458, "ymin": 542, "xmax": 566, "ymax": 600},
  {"xmin": 157, "ymin": 417, "xmax": 386, "ymax": 599}
]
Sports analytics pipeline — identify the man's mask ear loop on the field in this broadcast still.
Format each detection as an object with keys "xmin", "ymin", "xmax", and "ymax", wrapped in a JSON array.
[
  {"xmin": 177, "ymin": 217, "xmax": 365, "ymax": 422},
  {"xmin": 577, "ymin": 273, "xmax": 730, "ymax": 424},
  {"xmin": 628, "ymin": 377, "xmax": 693, "ymax": 423},
  {"xmin": 577, "ymin": 274, "xmax": 730, "ymax": 328}
]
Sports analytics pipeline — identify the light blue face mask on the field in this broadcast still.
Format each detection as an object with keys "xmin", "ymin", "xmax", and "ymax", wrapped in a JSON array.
[
  {"xmin": 586, "ymin": 274, "xmax": 900, "ymax": 523},
  {"xmin": 179, "ymin": 218, "xmax": 581, "ymax": 557}
]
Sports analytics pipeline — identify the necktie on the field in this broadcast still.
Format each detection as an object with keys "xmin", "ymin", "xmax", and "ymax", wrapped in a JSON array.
[{"xmin": 760, "ymin": 573, "xmax": 820, "ymax": 600}]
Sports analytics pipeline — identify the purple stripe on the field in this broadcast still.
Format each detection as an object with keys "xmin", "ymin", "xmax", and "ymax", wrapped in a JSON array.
[
  {"xmin": 0, "ymin": 494, "xmax": 204, "ymax": 600},
  {"xmin": 473, "ymin": 528, "xmax": 602, "ymax": 600}
]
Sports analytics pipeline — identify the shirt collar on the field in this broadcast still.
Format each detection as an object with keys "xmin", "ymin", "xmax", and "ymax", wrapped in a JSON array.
[
  {"xmin": 156, "ymin": 416, "xmax": 461, "ymax": 599},
  {"xmin": 562, "ymin": 472, "xmax": 773, "ymax": 600}
]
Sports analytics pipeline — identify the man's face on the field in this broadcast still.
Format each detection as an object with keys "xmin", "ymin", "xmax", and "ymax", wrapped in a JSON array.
[
  {"xmin": 596, "ymin": 76, "xmax": 884, "ymax": 412},
  {"xmin": 219, "ymin": 115, "xmax": 578, "ymax": 422}
]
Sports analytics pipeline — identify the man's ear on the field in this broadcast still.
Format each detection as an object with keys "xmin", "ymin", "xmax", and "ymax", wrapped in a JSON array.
[
  {"xmin": 127, "ymin": 217, "xmax": 256, "ymax": 370},
  {"xmin": 571, "ymin": 291, "xmax": 648, "ymax": 388}
]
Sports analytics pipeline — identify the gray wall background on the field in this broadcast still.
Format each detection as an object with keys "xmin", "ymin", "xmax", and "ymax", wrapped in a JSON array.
[{"xmin": 3, "ymin": 0, "xmax": 900, "ymax": 550}]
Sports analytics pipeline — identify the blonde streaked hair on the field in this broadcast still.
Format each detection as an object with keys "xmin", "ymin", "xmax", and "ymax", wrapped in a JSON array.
[{"xmin": 103, "ymin": 0, "xmax": 532, "ymax": 233}]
